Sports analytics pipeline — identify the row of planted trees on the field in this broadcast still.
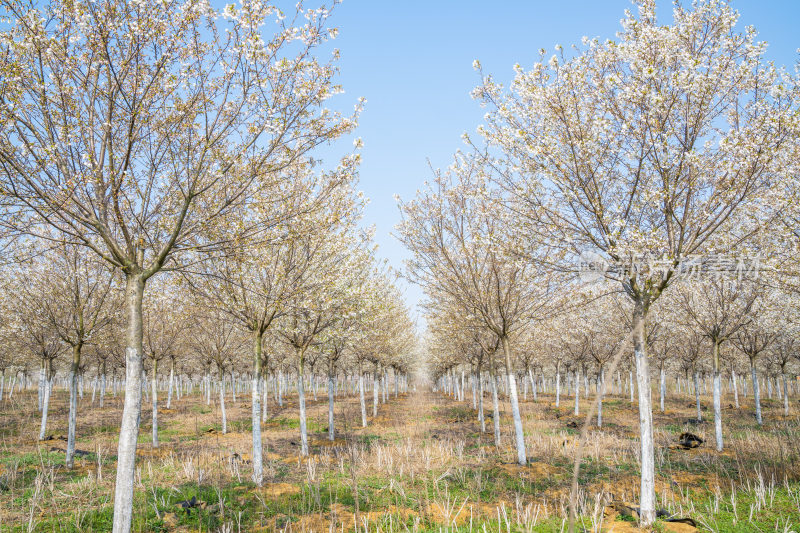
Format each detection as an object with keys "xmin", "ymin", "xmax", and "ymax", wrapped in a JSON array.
[
  {"xmin": 425, "ymin": 279, "xmax": 800, "ymax": 440},
  {"xmin": 0, "ymin": 1, "xmax": 419, "ymax": 532},
  {"xmin": 0, "ymin": 249, "xmax": 416, "ymax": 465},
  {"xmin": 397, "ymin": 0, "xmax": 800, "ymax": 527}
]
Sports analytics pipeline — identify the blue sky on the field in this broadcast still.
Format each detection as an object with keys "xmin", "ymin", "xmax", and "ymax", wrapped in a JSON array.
[{"xmin": 321, "ymin": 0, "xmax": 800, "ymax": 321}]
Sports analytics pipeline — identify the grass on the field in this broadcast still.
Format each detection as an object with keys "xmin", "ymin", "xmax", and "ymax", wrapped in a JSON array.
[{"xmin": 1, "ymin": 385, "xmax": 799, "ymax": 532}]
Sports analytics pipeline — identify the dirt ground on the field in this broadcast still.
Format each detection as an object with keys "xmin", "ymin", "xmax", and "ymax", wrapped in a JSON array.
[{"xmin": 1, "ymin": 383, "xmax": 799, "ymax": 532}]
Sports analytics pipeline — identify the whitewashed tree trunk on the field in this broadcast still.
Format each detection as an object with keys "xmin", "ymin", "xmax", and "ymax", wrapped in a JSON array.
[
  {"xmin": 490, "ymin": 364, "xmax": 501, "ymax": 447},
  {"xmin": 783, "ymin": 371, "xmax": 789, "ymax": 416},
  {"xmin": 167, "ymin": 359, "xmax": 174, "ymax": 409},
  {"xmin": 38, "ymin": 364, "xmax": 52, "ymax": 440},
  {"xmin": 555, "ymin": 369, "xmax": 561, "ymax": 407},
  {"xmin": 372, "ymin": 370, "xmax": 379, "ymax": 417},
  {"xmin": 220, "ymin": 375, "xmax": 227, "ymax": 434},
  {"xmin": 277, "ymin": 369, "xmax": 283, "ymax": 407},
  {"xmin": 359, "ymin": 372, "xmax": 367, "ymax": 427},
  {"xmin": 693, "ymin": 370, "xmax": 702, "ymax": 421},
  {"xmin": 478, "ymin": 370, "xmax": 485, "ymax": 432},
  {"xmin": 750, "ymin": 358, "xmax": 762, "ymax": 425},
  {"xmin": 151, "ymin": 359, "xmax": 159, "ymax": 448},
  {"xmin": 597, "ymin": 368, "xmax": 605, "ymax": 427},
  {"xmin": 471, "ymin": 372, "xmax": 477, "ymax": 409},
  {"xmin": 659, "ymin": 366, "xmax": 666, "ymax": 413},
  {"xmin": 629, "ymin": 371, "xmax": 634, "ymax": 403},
  {"xmin": 529, "ymin": 368, "xmax": 537, "ymax": 401},
  {"xmin": 712, "ymin": 341, "xmax": 723, "ymax": 452},
  {"xmin": 251, "ymin": 334, "xmax": 264, "ymax": 486},
  {"xmin": 574, "ymin": 368, "xmax": 580, "ymax": 416},
  {"xmin": 732, "ymin": 370, "xmax": 739, "ymax": 408},
  {"xmin": 261, "ymin": 374, "xmax": 268, "ymax": 423},
  {"xmin": 111, "ymin": 275, "xmax": 146, "ymax": 533},
  {"xmin": 328, "ymin": 371, "xmax": 335, "ymax": 441},
  {"xmin": 38, "ymin": 361, "xmax": 45, "ymax": 412},
  {"xmin": 298, "ymin": 359, "xmax": 309, "ymax": 457},
  {"xmin": 66, "ymin": 344, "xmax": 82, "ymax": 468},
  {"xmin": 632, "ymin": 303, "xmax": 655, "ymax": 527}
]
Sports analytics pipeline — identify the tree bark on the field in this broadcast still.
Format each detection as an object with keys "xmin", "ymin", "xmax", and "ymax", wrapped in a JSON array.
[
  {"xmin": 693, "ymin": 369, "xmax": 702, "ymax": 421},
  {"xmin": 477, "ymin": 369, "xmax": 485, "ymax": 433},
  {"xmin": 750, "ymin": 357, "xmax": 762, "ymax": 425},
  {"xmin": 659, "ymin": 365, "xmax": 666, "ymax": 413},
  {"xmin": 151, "ymin": 359, "xmax": 159, "ymax": 448},
  {"xmin": 632, "ymin": 301, "xmax": 655, "ymax": 527},
  {"xmin": 502, "ymin": 336, "xmax": 527, "ymax": 464},
  {"xmin": 38, "ymin": 360, "xmax": 52, "ymax": 440},
  {"xmin": 359, "ymin": 371, "xmax": 367, "ymax": 427},
  {"xmin": 220, "ymin": 373, "xmax": 227, "ymax": 434},
  {"xmin": 38, "ymin": 359, "xmax": 45, "ymax": 412},
  {"xmin": 261, "ymin": 374, "xmax": 269, "ymax": 423},
  {"xmin": 167, "ymin": 359, "xmax": 174, "ymax": 409},
  {"xmin": 489, "ymin": 361, "xmax": 501, "ymax": 447},
  {"xmin": 112, "ymin": 274, "xmax": 146, "ymax": 533},
  {"xmin": 66, "ymin": 343, "xmax": 82, "ymax": 468},
  {"xmin": 782, "ymin": 370, "xmax": 789, "ymax": 416},
  {"xmin": 712, "ymin": 341, "xmax": 723, "ymax": 452},
  {"xmin": 100, "ymin": 360, "xmax": 107, "ymax": 408},
  {"xmin": 297, "ymin": 354, "xmax": 309, "ymax": 457},
  {"xmin": 574, "ymin": 368, "xmax": 580, "ymax": 416},
  {"xmin": 555, "ymin": 368, "xmax": 561, "ymax": 407},
  {"xmin": 372, "ymin": 369, "xmax": 379, "ymax": 417},
  {"xmin": 597, "ymin": 368, "xmax": 605, "ymax": 428},
  {"xmin": 251, "ymin": 333, "xmax": 263, "ymax": 486},
  {"xmin": 328, "ymin": 368, "xmax": 336, "ymax": 441}
]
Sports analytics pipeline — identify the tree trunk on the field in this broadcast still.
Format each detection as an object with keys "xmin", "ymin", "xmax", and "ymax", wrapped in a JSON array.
[
  {"xmin": 597, "ymin": 368, "xmax": 605, "ymax": 428},
  {"xmin": 66, "ymin": 344, "xmax": 82, "ymax": 468},
  {"xmin": 297, "ymin": 355, "xmax": 309, "ymax": 457},
  {"xmin": 750, "ymin": 357, "xmax": 762, "ymax": 425},
  {"xmin": 555, "ymin": 368, "xmax": 561, "ymax": 407},
  {"xmin": 112, "ymin": 274, "xmax": 146, "ymax": 533},
  {"xmin": 167, "ymin": 359, "xmax": 175, "ymax": 409},
  {"xmin": 151, "ymin": 359, "xmax": 159, "ymax": 448},
  {"xmin": 277, "ymin": 369, "xmax": 283, "ymax": 407},
  {"xmin": 659, "ymin": 365, "xmax": 666, "ymax": 413},
  {"xmin": 372, "ymin": 369, "xmax": 379, "ymax": 417},
  {"xmin": 529, "ymin": 368, "xmax": 537, "ymax": 402},
  {"xmin": 732, "ymin": 369, "xmax": 739, "ymax": 408},
  {"xmin": 100, "ymin": 360, "xmax": 107, "ymax": 408},
  {"xmin": 220, "ymin": 373, "xmax": 228, "ymax": 434},
  {"xmin": 574, "ymin": 368, "xmax": 580, "ymax": 416},
  {"xmin": 38, "ymin": 359, "xmax": 45, "ymax": 412},
  {"xmin": 478, "ymin": 369, "xmax": 486, "ymax": 433},
  {"xmin": 501, "ymin": 337, "xmax": 527, "ymax": 465},
  {"xmin": 261, "ymin": 373, "xmax": 269, "ymax": 423},
  {"xmin": 693, "ymin": 370, "xmax": 702, "ymax": 421},
  {"xmin": 471, "ymin": 371, "xmax": 477, "ymax": 409},
  {"xmin": 632, "ymin": 301, "xmax": 655, "ymax": 527},
  {"xmin": 251, "ymin": 332, "xmax": 263, "ymax": 486},
  {"xmin": 782, "ymin": 371, "xmax": 789, "ymax": 416},
  {"xmin": 489, "ymin": 361, "xmax": 501, "ymax": 447},
  {"xmin": 328, "ymin": 369, "xmax": 336, "ymax": 441},
  {"xmin": 38, "ymin": 360, "xmax": 52, "ymax": 440},
  {"xmin": 712, "ymin": 341, "xmax": 723, "ymax": 452},
  {"xmin": 359, "ymin": 371, "xmax": 367, "ymax": 427}
]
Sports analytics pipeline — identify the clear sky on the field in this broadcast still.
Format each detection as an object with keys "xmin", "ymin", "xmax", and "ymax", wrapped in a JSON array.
[{"xmin": 321, "ymin": 0, "xmax": 800, "ymax": 321}]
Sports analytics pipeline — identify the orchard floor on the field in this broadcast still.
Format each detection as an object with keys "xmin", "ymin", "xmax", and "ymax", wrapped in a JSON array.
[{"xmin": 1, "ymin": 386, "xmax": 799, "ymax": 532}]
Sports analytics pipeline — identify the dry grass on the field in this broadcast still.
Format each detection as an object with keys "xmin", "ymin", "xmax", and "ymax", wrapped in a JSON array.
[{"xmin": 0, "ymin": 385, "xmax": 799, "ymax": 532}]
